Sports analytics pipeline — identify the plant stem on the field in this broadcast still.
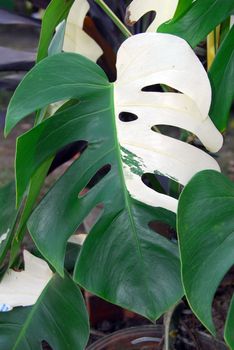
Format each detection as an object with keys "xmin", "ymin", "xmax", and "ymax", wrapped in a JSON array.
[
  {"xmin": 94, "ymin": 0, "xmax": 132, "ymax": 38},
  {"xmin": 163, "ymin": 304, "xmax": 178, "ymax": 350}
]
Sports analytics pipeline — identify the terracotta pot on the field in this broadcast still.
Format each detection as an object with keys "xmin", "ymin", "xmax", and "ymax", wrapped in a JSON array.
[{"xmin": 87, "ymin": 325, "xmax": 163, "ymax": 350}]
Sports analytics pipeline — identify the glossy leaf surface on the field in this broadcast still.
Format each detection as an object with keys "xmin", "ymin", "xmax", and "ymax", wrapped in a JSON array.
[
  {"xmin": 0, "ymin": 273, "xmax": 89, "ymax": 350},
  {"xmin": 178, "ymin": 170, "xmax": 234, "ymax": 335},
  {"xmin": 158, "ymin": 0, "xmax": 234, "ymax": 47},
  {"xmin": 209, "ymin": 26, "xmax": 234, "ymax": 131}
]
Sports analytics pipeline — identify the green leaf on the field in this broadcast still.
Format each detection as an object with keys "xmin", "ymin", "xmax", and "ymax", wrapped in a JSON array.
[
  {"xmin": 37, "ymin": 0, "xmax": 74, "ymax": 62},
  {"xmin": 0, "ymin": 182, "xmax": 18, "ymax": 265},
  {"xmin": 225, "ymin": 295, "xmax": 234, "ymax": 349},
  {"xmin": 9, "ymin": 52, "xmax": 182, "ymax": 321},
  {"xmin": 158, "ymin": 0, "xmax": 234, "ymax": 48},
  {"xmin": 173, "ymin": 0, "xmax": 193, "ymax": 19},
  {"xmin": 209, "ymin": 26, "xmax": 234, "ymax": 132},
  {"xmin": 0, "ymin": 273, "xmax": 89, "ymax": 350},
  {"xmin": 4, "ymin": 52, "xmax": 108, "ymax": 138},
  {"xmin": 177, "ymin": 170, "xmax": 234, "ymax": 335}
]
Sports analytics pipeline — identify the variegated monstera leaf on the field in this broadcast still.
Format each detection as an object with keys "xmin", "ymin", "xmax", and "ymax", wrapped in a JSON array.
[
  {"xmin": 63, "ymin": 0, "xmax": 103, "ymax": 61},
  {"xmin": 5, "ymin": 33, "xmax": 222, "ymax": 320},
  {"xmin": 0, "ymin": 251, "xmax": 53, "ymax": 310},
  {"xmin": 126, "ymin": 0, "xmax": 178, "ymax": 31}
]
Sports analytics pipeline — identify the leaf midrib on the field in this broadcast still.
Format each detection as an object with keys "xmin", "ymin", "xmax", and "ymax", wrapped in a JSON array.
[{"xmin": 111, "ymin": 84, "xmax": 154, "ymax": 311}]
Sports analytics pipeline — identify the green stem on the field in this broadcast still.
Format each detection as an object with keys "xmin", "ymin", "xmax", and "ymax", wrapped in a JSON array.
[{"xmin": 94, "ymin": 0, "xmax": 132, "ymax": 38}]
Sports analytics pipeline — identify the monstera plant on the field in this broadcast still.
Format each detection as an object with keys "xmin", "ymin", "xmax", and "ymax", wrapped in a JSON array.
[{"xmin": 0, "ymin": 0, "xmax": 233, "ymax": 349}]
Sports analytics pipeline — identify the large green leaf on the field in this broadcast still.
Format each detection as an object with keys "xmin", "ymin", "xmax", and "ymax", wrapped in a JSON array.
[
  {"xmin": 158, "ymin": 0, "xmax": 234, "ymax": 48},
  {"xmin": 177, "ymin": 170, "xmax": 234, "ymax": 336},
  {"xmin": 6, "ymin": 32, "xmax": 224, "ymax": 320},
  {"xmin": 209, "ymin": 26, "xmax": 234, "ymax": 132},
  {"xmin": 36, "ymin": 0, "xmax": 74, "ymax": 62},
  {"xmin": 6, "ymin": 48, "xmax": 183, "ymax": 320},
  {"xmin": 225, "ymin": 295, "xmax": 234, "ymax": 349},
  {"xmin": 0, "ymin": 273, "xmax": 89, "ymax": 350},
  {"xmin": 0, "ymin": 182, "xmax": 18, "ymax": 266}
]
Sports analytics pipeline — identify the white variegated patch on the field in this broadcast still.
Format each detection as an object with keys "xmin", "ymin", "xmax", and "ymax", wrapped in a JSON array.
[
  {"xmin": 63, "ymin": 0, "xmax": 103, "ymax": 62},
  {"xmin": 126, "ymin": 0, "xmax": 178, "ymax": 32},
  {"xmin": 114, "ymin": 33, "xmax": 223, "ymax": 213},
  {"xmin": 0, "ymin": 250, "xmax": 53, "ymax": 309}
]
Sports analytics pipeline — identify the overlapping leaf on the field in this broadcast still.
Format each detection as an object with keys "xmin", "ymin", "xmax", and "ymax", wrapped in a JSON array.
[
  {"xmin": 5, "ymin": 33, "xmax": 223, "ymax": 320},
  {"xmin": 178, "ymin": 170, "xmax": 234, "ymax": 340},
  {"xmin": 0, "ymin": 272, "xmax": 89, "ymax": 350},
  {"xmin": 209, "ymin": 26, "xmax": 234, "ymax": 131},
  {"xmin": 63, "ymin": 0, "xmax": 103, "ymax": 61},
  {"xmin": 158, "ymin": 0, "xmax": 234, "ymax": 48},
  {"xmin": 36, "ymin": 0, "xmax": 74, "ymax": 62}
]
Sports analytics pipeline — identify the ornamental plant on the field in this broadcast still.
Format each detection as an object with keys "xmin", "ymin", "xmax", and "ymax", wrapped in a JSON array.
[{"xmin": 0, "ymin": 0, "xmax": 234, "ymax": 349}]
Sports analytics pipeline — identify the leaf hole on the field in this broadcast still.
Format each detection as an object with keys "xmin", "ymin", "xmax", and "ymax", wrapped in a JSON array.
[
  {"xmin": 151, "ymin": 125, "xmax": 193, "ymax": 143},
  {"xmin": 142, "ymin": 84, "xmax": 163, "ymax": 92},
  {"xmin": 41, "ymin": 340, "xmax": 53, "ymax": 350},
  {"xmin": 78, "ymin": 164, "xmax": 111, "ymax": 198},
  {"xmin": 142, "ymin": 84, "xmax": 182, "ymax": 93},
  {"xmin": 40, "ymin": 141, "xmax": 88, "ymax": 200},
  {"xmin": 48, "ymin": 141, "xmax": 88, "ymax": 174},
  {"xmin": 119, "ymin": 112, "xmax": 138, "ymax": 122},
  {"xmin": 125, "ymin": 10, "xmax": 156, "ymax": 34},
  {"xmin": 142, "ymin": 172, "xmax": 182, "ymax": 199},
  {"xmin": 148, "ymin": 221, "xmax": 176, "ymax": 241},
  {"xmin": 83, "ymin": 203, "xmax": 104, "ymax": 234}
]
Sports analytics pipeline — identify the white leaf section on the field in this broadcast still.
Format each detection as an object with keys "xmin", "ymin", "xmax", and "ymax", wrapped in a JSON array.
[
  {"xmin": 126, "ymin": 0, "xmax": 178, "ymax": 32},
  {"xmin": 63, "ymin": 0, "xmax": 103, "ymax": 62},
  {"xmin": 0, "ymin": 251, "xmax": 53, "ymax": 309},
  {"xmin": 114, "ymin": 33, "xmax": 223, "ymax": 213}
]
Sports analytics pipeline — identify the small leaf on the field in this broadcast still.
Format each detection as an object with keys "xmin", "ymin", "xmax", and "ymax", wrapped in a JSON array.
[
  {"xmin": 209, "ymin": 26, "xmax": 234, "ymax": 131},
  {"xmin": 158, "ymin": 0, "xmax": 234, "ymax": 48},
  {"xmin": 178, "ymin": 170, "xmax": 234, "ymax": 335},
  {"xmin": 0, "ymin": 273, "xmax": 89, "ymax": 350}
]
